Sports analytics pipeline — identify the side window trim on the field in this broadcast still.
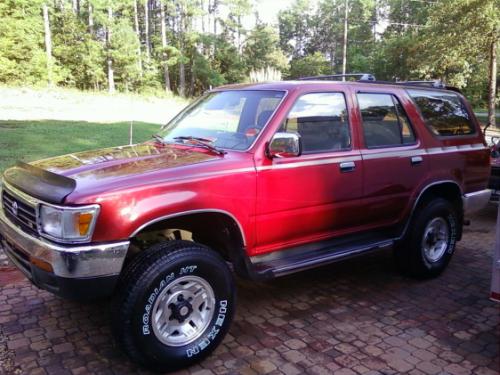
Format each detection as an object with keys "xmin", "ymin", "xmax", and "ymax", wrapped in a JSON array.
[
  {"xmin": 279, "ymin": 91, "xmax": 352, "ymax": 155},
  {"xmin": 391, "ymin": 94, "xmax": 417, "ymax": 145},
  {"xmin": 356, "ymin": 91, "xmax": 418, "ymax": 150}
]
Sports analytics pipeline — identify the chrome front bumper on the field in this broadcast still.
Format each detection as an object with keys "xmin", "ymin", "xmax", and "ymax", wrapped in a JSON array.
[
  {"xmin": 0, "ymin": 204, "xmax": 129, "ymax": 280},
  {"xmin": 462, "ymin": 189, "xmax": 492, "ymax": 216}
]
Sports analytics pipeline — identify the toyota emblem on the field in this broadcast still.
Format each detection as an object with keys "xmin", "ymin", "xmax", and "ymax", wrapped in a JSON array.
[{"xmin": 11, "ymin": 201, "xmax": 18, "ymax": 216}]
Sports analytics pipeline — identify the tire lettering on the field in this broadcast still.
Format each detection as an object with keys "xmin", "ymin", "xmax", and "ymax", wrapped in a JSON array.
[
  {"xmin": 186, "ymin": 347, "xmax": 199, "ymax": 358},
  {"xmin": 185, "ymin": 300, "xmax": 229, "ymax": 358},
  {"xmin": 141, "ymin": 272, "xmax": 175, "ymax": 336},
  {"xmin": 180, "ymin": 265, "xmax": 197, "ymax": 275},
  {"xmin": 198, "ymin": 338, "xmax": 210, "ymax": 351}
]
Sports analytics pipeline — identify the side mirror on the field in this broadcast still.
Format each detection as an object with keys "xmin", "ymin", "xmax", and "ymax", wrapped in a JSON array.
[{"xmin": 267, "ymin": 132, "xmax": 302, "ymax": 158}]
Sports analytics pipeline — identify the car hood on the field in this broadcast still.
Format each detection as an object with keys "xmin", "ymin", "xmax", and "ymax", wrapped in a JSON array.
[{"xmin": 31, "ymin": 143, "xmax": 219, "ymax": 180}]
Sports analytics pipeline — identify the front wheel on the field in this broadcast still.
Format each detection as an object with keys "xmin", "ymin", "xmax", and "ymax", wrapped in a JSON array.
[
  {"xmin": 395, "ymin": 198, "xmax": 459, "ymax": 278},
  {"xmin": 111, "ymin": 241, "xmax": 236, "ymax": 373}
]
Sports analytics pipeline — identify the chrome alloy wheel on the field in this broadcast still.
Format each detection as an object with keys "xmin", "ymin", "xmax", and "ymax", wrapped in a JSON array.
[
  {"xmin": 151, "ymin": 275, "xmax": 215, "ymax": 347},
  {"xmin": 422, "ymin": 217, "xmax": 449, "ymax": 263}
]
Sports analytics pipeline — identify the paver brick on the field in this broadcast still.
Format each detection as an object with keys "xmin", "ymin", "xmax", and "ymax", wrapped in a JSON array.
[{"xmin": 0, "ymin": 209, "xmax": 499, "ymax": 374}]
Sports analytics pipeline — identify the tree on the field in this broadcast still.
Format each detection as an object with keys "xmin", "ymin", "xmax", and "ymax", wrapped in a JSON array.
[
  {"xmin": 288, "ymin": 52, "xmax": 329, "ymax": 79},
  {"xmin": 277, "ymin": 0, "xmax": 314, "ymax": 58},
  {"xmin": 243, "ymin": 24, "xmax": 287, "ymax": 73},
  {"xmin": 51, "ymin": 8, "xmax": 105, "ymax": 89},
  {"xmin": 415, "ymin": 0, "xmax": 499, "ymax": 126},
  {"xmin": 0, "ymin": 0, "xmax": 53, "ymax": 85}
]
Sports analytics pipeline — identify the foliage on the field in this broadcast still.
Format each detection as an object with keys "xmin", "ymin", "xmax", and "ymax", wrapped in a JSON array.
[
  {"xmin": 0, "ymin": 0, "xmax": 50, "ymax": 84},
  {"xmin": 0, "ymin": 0, "xmax": 497, "ymax": 110},
  {"xmin": 288, "ymin": 52, "xmax": 330, "ymax": 79}
]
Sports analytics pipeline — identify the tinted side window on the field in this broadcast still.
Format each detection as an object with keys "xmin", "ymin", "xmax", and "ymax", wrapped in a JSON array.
[
  {"xmin": 282, "ymin": 92, "xmax": 350, "ymax": 154},
  {"xmin": 358, "ymin": 93, "xmax": 416, "ymax": 148},
  {"xmin": 408, "ymin": 89, "xmax": 475, "ymax": 136}
]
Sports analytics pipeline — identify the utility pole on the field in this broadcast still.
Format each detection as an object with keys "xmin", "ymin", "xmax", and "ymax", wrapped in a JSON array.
[{"xmin": 342, "ymin": 0, "xmax": 348, "ymax": 80}]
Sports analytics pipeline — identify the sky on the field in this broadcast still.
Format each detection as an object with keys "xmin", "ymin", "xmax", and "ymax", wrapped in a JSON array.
[{"xmin": 255, "ymin": 0, "xmax": 306, "ymax": 25}]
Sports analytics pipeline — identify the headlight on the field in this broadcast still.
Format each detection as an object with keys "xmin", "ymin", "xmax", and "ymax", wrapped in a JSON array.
[{"xmin": 39, "ymin": 204, "xmax": 100, "ymax": 242}]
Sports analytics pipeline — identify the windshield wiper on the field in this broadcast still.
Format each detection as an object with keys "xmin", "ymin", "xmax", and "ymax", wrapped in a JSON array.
[
  {"xmin": 173, "ymin": 136, "xmax": 226, "ymax": 156},
  {"xmin": 152, "ymin": 134, "xmax": 167, "ymax": 144}
]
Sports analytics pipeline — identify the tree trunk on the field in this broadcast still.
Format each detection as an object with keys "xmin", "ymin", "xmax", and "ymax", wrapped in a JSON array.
[
  {"xmin": 179, "ymin": 62, "xmax": 185, "ymax": 97},
  {"xmin": 160, "ymin": 1, "xmax": 171, "ymax": 92},
  {"xmin": 179, "ymin": 6, "xmax": 185, "ymax": 97},
  {"xmin": 201, "ymin": 0, "xmax": 205, "ymax": 33},
  {"xmin": 190, "ymin": 61, "xmax": 195, "ymax": 96},
  {"xmin": 213, "ymin": 0, "xmax": 218, "ymax": 35},
  {"xmin": 107, "ymin": 6, "xmax": 115, "ymax": 94},
  {"xmin": 71, "ymin": 0, "xmax": 79, "ymax": 15},
  {"xmin": 208, "ymin": 0, "xmax": 212, "ymax": 34},
  {"xmin": 342, "ymin": 0, "xmax": 348, "ymax": 79},
  {"xmin": 88, "ymin": 1, "xmax": 93, "ymax": 33},
  {"xmin": 488, "ymin": 39, "xmax": 497, "ymax": 128},
  {"xmin": 42, "ymin": 3, "xmax": 53, "ymax": 86},
  {"xmin": 144, "ymin": 0, "xmax": 151, "ymax": 60},
  {"xmin": 133, "ymin": 0, "xmax": 143, "ymax": 76},
  {"xmin": 237, "ymin": 14, "xmax": 242, "ymax": 53}
]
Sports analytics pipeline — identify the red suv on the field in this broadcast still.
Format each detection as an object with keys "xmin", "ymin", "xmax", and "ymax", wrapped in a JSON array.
[{"xmin": 0, "ymin": 75, "xmax": 491, "ymax": 371}]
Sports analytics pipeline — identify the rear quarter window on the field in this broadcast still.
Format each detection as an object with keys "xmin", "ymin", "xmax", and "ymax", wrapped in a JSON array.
[{"xmin": 407, "ymin": 89, "xmax": 475, "ymax": 137}]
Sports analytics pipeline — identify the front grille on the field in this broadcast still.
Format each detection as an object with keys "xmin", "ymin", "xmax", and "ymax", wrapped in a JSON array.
[{"xmin": 2, "ymin": 189, "xmax": 38, "ymax": 235}]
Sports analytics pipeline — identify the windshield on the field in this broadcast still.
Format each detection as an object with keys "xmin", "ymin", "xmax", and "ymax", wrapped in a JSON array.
[{"xmin": 158, "ymin": 90, "xmax": 285, "ymax": 151}]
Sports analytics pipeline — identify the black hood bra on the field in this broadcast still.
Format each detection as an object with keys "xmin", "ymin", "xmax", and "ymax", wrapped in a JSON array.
[{"xmin": 3, "ymin": 161, "xmax": 76, "ymax": 204}]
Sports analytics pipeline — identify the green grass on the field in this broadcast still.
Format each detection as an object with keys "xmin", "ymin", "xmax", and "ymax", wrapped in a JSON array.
[{"xmin": 0, "ymin": 120, "xmax": 160, "ymax": 173}]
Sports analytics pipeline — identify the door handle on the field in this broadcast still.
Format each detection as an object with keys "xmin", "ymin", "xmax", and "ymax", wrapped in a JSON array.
[
  {"xmin": 339, "ymin": 161, "xmax": 356, "ymax": 172},
  {"xmin": 411, "ymin": 156, "xmax": 423, "ymax": 165}
]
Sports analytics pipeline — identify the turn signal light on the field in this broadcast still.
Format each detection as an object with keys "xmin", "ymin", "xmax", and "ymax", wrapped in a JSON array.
[{"xmin": 78, "ymin": 212, "xmax": 94, "ymax": 236}]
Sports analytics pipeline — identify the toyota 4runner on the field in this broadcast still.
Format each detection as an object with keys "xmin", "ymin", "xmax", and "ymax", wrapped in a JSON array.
[{"xmin": 0, "ymin": 74, "xmax": 491, "ymax": 372}]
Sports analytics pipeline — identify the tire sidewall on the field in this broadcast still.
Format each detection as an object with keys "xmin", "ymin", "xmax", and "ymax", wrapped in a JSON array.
[
  {"xmin": 131, "ymin": 250, "xmax": 234, "ymax": 369},
  {"xmin": 414, "ymin": 200, "xmax": 458, "ymax": 273}
]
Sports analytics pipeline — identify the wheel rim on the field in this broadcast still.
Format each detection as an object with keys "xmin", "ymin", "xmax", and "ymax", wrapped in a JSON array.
[
  {"xmin": 151, "ymin": 275, "xmax": 215, "ymax": 347},
  {"xmin": 421, "ymin": 217, "xmax": 449, "ymax": 263}
]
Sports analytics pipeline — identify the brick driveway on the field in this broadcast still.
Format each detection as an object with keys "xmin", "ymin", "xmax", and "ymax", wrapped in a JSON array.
[{"xmin": 0, "ymin": 207, "xmax": 499, "ymax": 375}]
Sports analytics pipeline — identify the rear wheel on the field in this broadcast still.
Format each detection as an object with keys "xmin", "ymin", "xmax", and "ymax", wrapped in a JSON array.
[
  {"xmin": 111, "ymin": 240, "xmax": 235, "ymax": 373},
  {"xmin": 395, "ymin": 198, "xmax": 459, "ymax": 278}
]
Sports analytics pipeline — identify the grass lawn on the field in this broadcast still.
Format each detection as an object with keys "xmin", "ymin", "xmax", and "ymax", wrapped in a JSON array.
[{"xmin": 0, "ymin": 120, "xmax": 160, "ymax": 173}]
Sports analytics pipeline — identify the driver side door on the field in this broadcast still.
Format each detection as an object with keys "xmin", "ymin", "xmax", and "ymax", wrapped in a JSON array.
[{"xmin": 253, "ymin": 91, "xmax": 364, "ymax": 256}]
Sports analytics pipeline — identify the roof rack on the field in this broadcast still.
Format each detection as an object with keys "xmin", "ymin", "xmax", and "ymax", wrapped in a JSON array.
[
  {"xmin": 391, "ymin": 80, "xmax": 446, "ymax": 89},
  {"xmin": 298, "ymin": 73, "xmax": 376, "ymax": 81},
  {"xmin": 296, "ymin": 73, "xmax": 459, "ymax": 92},
  {"xmin": 365, "ymin": 79, "xmax": 461, "ymax": 92}
]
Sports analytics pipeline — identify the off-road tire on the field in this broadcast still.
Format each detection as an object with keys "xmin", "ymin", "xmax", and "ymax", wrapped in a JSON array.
[
  {"xmin": 395, "ymin": 198, "xmax": 459, "ymax": 278},
  {"xmin": 111, "ymin": 240, "xmax": 235, "ymax": 373}
]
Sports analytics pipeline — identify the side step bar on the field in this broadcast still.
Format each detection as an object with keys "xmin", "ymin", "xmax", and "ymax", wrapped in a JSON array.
[{"xmin": 250, "ymin": 234, "xmax": 395, "ymax": 279}]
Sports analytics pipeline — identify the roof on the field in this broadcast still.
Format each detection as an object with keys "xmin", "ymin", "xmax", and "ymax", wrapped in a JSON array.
[{"xmin": 214, "ymin": 80, "xmax": 457, "ymax": 93}]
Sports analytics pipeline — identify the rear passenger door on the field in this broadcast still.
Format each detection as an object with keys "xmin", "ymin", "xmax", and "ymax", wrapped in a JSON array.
[{"xmin": 356, "ymin": 92, "xmax": 428, "ymax": 227}]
